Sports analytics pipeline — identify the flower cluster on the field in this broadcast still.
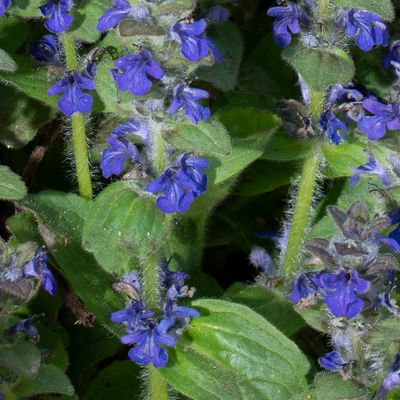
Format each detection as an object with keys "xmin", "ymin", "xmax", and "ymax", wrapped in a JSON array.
[{"xmin": 110, "ymin": 267, "xmax": 199, "ymax": 368}]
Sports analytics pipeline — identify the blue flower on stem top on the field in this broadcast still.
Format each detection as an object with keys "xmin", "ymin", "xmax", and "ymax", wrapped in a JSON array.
[
  {"xmin": 319, "ymin": 351, "xmax": 346, "ymax": 372},
  {"xmin": 112, "ymin": 118, "xmax": 149, "ymax": 144},
  {"xmin": 168, "ymin": 84, "xmax": 210, "ymax": 124},
  {"xmin": 48, "ymin": 72, "xmax": 95, "ymax": 116},
  {"xmin": 112, "ymin": 50, "xmax": 164, "ymax": 96},
  {"xmin": 337, "ymin": 9, "xmax": 389, "ymax": 52},
  {"xmin": 357, "ymin": 98, "xmax": 400, "ymax": 140},
  {"xmin": 318, "ymin": 268, "xmax": 370, "ymax": 318},
  {"xmin": 122, "ymin": 318, "xmax": 176, "ymax": 368},
  {"xmin": 267, "ymin": 2, "xmax": 309, "ymax": 48},
  {"xmin": 30, "ymin": 34, "xmax": 60, "ymax": 65},
  {"xmin": 147, "ymin": 154, "xmax": 208, "ymax": 214},
  {"xmin": 171, "ymin": 19, "xmax": 221, "ymax": 62},
  {"xmin": 97, "ymin": 0, "xmax": 150, "ymax": 31},
  {"xmin": 319, "ymin": 111, "xmax": 347, "ymax": 144},
  {"xmin": 39, "ymin": 0, "xmax": 73, "ymax": 33},
  {"xmin": 100, "ymin": 135, "xmax": 140, "ymax": 179},
  {"xmin": 23, "ymin": 249, "xmax": 57, "ymax": 296},
  {"xmin": 383, "ymin": 40, "xmax": 400, "ymax": 78},
  {"xmin": 349, "ymin": 150, "xmax": 391, "ymax": 187},
  {"xmin": 289, "ymin": 271, "xmax": 324, "ymax": 303},
  {"xmin": 0, "ymin": 0, "xmax": 11, "ymax": 17}
]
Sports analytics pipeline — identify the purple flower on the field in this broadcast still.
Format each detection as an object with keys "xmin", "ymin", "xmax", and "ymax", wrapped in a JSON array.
[
  {"xmin": 171, "ymin": 19, "xmax": 220, "ymax": 62},
  {"xmin": 39, "ymin": 0, "xmax": 73, "ymax": 33},
  {"xmin": 319, "ymin": 111, "xmax": 347, "ymax": 144},
  {"xmin": 110, "ymin": 300, "xmax": 154, "ymax": 329},
  {"xmin": 147, "ymin": 154, "xmax": 209, "ymax": 214},
  {"xmin": 318, "ymin": 268, "xmax": 370, "ymax": 318},
  {"xmin": 48, "ymin": 72, "xmax": 95, "ymax": 116},
  {"xmin": 289, "ymin": 271, "xmax": 323, "ymax": 303},
  {"xmin": 326, "ymin": 83, "xmax": 364, "ymax": 121},
  {"xmin": 97, "ymin": 0, "xmax": 150, "ymax": 32},
  {"xmin": 383, "ymin": 40, "xmax": 400, "ymax": 78},
  {"xmin": 164, "ymin": 300, "xmax": 200, "ymax": 325},
  {"xmin": 100, "ymin": 135, "xmax": 140, "ymax": 179},
  {"xmin": 376, "ymin": 354, "xmax": 400, "ymax": 398},
  {"xmin": 8, "ymin": 317, "xmax": 39, "ymax": 339},
  {"xmin": 337, "ymin": 9, "xmax": 388, "ymax": 52},
  {"xmin": 349, "ymin": 150, "xmax": 391, "ymax": 187},
  {"xmin": 113, "ymin": 50, "xmax": 164, "ymax": 96},
  {"xmin": 206, "ymin": 6, "xmax": 230, "ymax": 23},
  {"xmin": 112, "ymin": 118, "xmax": 149, "ymax": 144},
  {"xmin": 168, "ymin": 84, "xmax": 210, "ymax": 124},
  {"xmin": 23, "ymin": 249, "xmax": 57, "ymax": 296},
  {"xmin": 249, "ymin": 246, "xmax": 273, "ymax": 275},
  {"xmin": 83, "ymin": 61, "xmax": 97, "ymax": 80},
  {"xmin": 30, "ymin": 34, "xmax": 60, "ymax": 65},
  {"xmin": 267, "ymin": 2, "xmax": 309, "ymax": 48},
  {"xmin": 0, "ymin": 0, "xmax": 11, "ymax": 17},
  {"xmin": 122, "ymin": 318, "xmax": 176, "ymax": 368},
  {"xmin": 319, "ymin": 351, "xmax": 345, "ymax": 372},
  {"xmin": 357, "ymin": 98, "xmax": 400, "ymax": 140}
]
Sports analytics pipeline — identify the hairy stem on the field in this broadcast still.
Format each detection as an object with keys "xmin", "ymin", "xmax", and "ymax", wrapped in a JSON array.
[
  {"xmin": 317, "ymin": 0, "xmax": 331, "ymax": 19},
  {"xmin": 142, "ymin": 252, "xmax": 169, "ymax": 400},
  {"xmin": 153, "ymin": 131, "xmax": 167, "ymax": 175},
  {"xmin": 282, "ymin": 149, "xmax": 320, "ymax": 276},
  {"xmin": 62, "ymin": 33, "xmax": 93, "ymax": 199}
]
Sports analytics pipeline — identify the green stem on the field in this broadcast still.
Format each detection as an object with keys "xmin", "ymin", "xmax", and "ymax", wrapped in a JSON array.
[
  {"xmin": 317, "ymin": 0, "xmax": 330, "ymax": 19},
  {"xmin": 62, "ymin": 33, "xmax": 93, "ymax": 199},
  {"xmin": 282, "ymin": 149, "xmax": 320, "ymax": 276},
  {"xmin": 142, "ymin": 252, "xmax": 169, "ymax": 400},
  {"xmin": 310, "ymin": 90, "xmax": 324, "ymax": 122},
  {"xmin": 153, "ymin": 131, "xmax": 167, "ymax": 175}
]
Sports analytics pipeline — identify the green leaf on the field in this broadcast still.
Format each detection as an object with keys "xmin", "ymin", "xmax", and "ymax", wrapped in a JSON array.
[
  {"xmin": 313, "ymin": 373, "xmax": 367, "ymax": 400},
  {"xmin": 262, "ymin": 130, "xmax": 314, "ymax": 161},
  {"xmin": 197, "ymin": 22, "xmax": 244, "ymax": 92},
  {"xmin": 162, "ymin": 299, "xmax": 309, "ymax": 400},
  {"xmin": 225, "ymin": 283, "xmax": 305, "ymax": 336},
  {"xmin": 81, "ymin": 361, "xmax": 141, "ymax": 400},
  {"xmin": 238, "ymin": 160, "xmax": 296, "ymax": 196},
  {"xmin": 0, "ymin": 56, "xmax": 57, "ymax": 107},
  {"xmin": 163, "ymin": 118, "xmax": 232, "ymax": 156},
  {"xmin": 322, "ymin": 143, "xmax": 368, "ymax": 178},
  {"xmin": 17, "ymin": 191, "xmax": 124, "ymax": 334},
  {"xmin": 70, "ymin": 0, "xmax": 111, "ymax": 43},
  {"xmin": 82, "ymin": 181, "xmax": 169, "ymax": 275},
  {"xmin": 282, "ymin": 42, "xmax": 355, "ymax": 92},
  {"xmin": 9, "ymin": 0, "xmax": 42, "ymax": 17},
  {"xmin": 0, "ymin": 48, "xmax": 17, "ymax": 72},
  {"xmin": 0, "ymin": 17, "xmax": 31, "ymax": 53},
  {"xmin": 0, "ymin": 341, "xmax": 41, "ymax": 378},
  {"xmin": 15, "ymin": 364, "xmax": 75, "ymax": 397},
  {"xmin": 334, "ymin": 0, "xmax": 394, "ymax": 20},
  {"xmin": 0, "ymin": 85, "xmax": 54, "ymax": 149},
  {"xmin": 368, "ymin": 319, "xmax": 400, "ymax": 344},
  {"xmin": 0, "ymin": 166, "xmax": 27, "ymax": 200}
]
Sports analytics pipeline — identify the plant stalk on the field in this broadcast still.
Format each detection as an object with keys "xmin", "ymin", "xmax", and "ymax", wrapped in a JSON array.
[{"xmin": 62, "ymin": 33, "xmax": 93, "ymax": 199}]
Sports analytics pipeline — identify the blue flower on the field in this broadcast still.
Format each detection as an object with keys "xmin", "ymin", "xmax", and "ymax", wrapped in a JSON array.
[
  {"xmin": 249, "ymin": 246, "xmax": 273, "ymax": 276},
  {"xmin": 97, "ymin": 0, "xmax": 150, "ymax": 31},
  {"xmin": 122, "ymin": 318, "xmax": 176, "ymax": 368},
  {"xmin": 0, "ymin": 0, "xmax": 11, "ymax": 17},
  {"xmin": 39, "ymin": 0, "xmax": 73, "ymax": 33},
  {"xmin": 357, "ymin": 98, "xmax": 400, "ymax": 140},
  {"xmin": 113, "ymin": 50, "xmax": 164, "ymax": 96},
  {"xmin": 30, "ymin": 34, "xmax": 60, "ymax": 65},
  {"xmin": 100, "ymin": 135, "xmax": 140, "ymax": 178},
  {"xmin": 110, "ymin": 300, "xmax": 154, "ymax": 328},
  {"xmin": 376, "ymin": 354, "xmax": 400, "ymax": 397},
  {"xmin": 319, "ymin": 111, "xmax": 347, "ymax": 144},
  {"xmin": 147, "ymin": 154, "xmax": 208, "ymax": 214},
  {"xmin": 164, "ymin": 300, "xmax": 200, "ymax": 325},
  {"xmin": 337, "ymin": 9, "xmax": 388, "ymax": 51},
  {"xmin": 319, "ymin": 351, "xmax": 345, "ymax": 372},
  {"xmin": 318, "ymin": 268, "xmax": 370, "ymax": 318},
  {"xmin": 8, "ymin": 317, "xmax": 39, "ymax": 339},
  {"xmin": 267, "ymin": 2, "xmax": 309, "ymax": 48},
  {"xmin": 83, "ymin": 61, "xmax": 97, "ymax": 79},
  {"xmin": 112, "ymin": 118, "xmax": 149, "ymax": 144},
  {"xmin": 23, "ymin": 249, "xmax": 57, "ymax": 296},
  {"xmin": 48, "ymin": 72, "xmax": 95, "ymax": 116},
  {"xmin": 289, "ymin": 271, "xmax": 324, "ymax": 303},
  {"xmin": 326, "ymin": 83, "xmax": 364, "ymax": 121},
  {"xmin": 383, "ymin": 40, "xmax": 400, "ymax": 78},
  {"xmin": 168, "ymin": 84, "xmax": 210, "ymax": 124},
  {"xmin": 171, "ymin": 19, "xmax": 221, "ymax": 62},
  {"xmin": 206, "ymin": 5, "xmax": 230, "ymax": 23},
  {"xmin": 349, "ymin": 150, "xmax": 391, "ymax": 187}
]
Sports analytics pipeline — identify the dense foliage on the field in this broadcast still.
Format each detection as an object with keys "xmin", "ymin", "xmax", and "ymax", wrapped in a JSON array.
[{"xmin": 2, "ymin": 0, "xmax": 400, "ymax": 399}]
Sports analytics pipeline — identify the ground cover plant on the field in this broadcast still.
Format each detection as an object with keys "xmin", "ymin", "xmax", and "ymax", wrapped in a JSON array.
[{"xmin": 2, "ymin": 0, "xmax": 400, "ymax": 399}]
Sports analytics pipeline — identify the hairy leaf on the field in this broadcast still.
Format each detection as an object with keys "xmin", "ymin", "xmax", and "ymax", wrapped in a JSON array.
[{"xmin": 0, "ymin": 165, "xmax": 27, "ymax": 200}]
